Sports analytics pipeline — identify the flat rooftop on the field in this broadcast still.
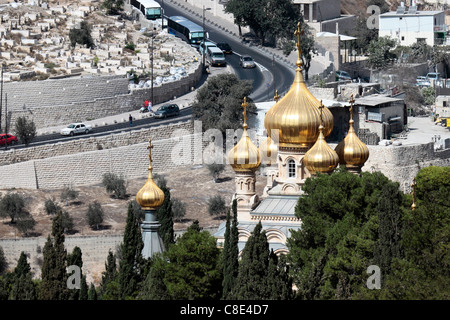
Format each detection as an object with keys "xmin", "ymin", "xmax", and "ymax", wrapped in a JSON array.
[
  {"xmin": 355, "ymin": 94, "xmax": 404, "ymax": 107},
  {"xmin": 380, "ymin": 10, "xmax": 444, "ymax": 17}
]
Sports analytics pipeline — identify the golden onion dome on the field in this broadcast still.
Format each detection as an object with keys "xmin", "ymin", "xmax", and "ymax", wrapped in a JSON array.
[
  {"xmin": 303, "ymin": 103, "xmax": 339, "ymax": 174},
  {"xmin": 260, "ymin": 134, "xmax": 278, "ymax": 166},
  {"xmin": 264, "ymin": 22, "xmax": 333, "ymax": 149},
  {"xmin": 136, "ymin": 139, "xmax": 165, "ymax": 210},
  {"xmin": 228, "ymin": 97, "xmax": 261, "ymax": 172},
  {"xmin": 335, "ymin": 95, "xmax": 369, "ymax": 169}
]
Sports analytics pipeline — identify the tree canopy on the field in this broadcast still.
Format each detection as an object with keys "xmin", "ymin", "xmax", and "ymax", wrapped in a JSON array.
[
  {"xmin": 225, "ymin": 0, "xmax": 298, "ymax": 46},
  {"xmin": 192, "ymin": 73, "xmax": 255, "ymax": 134}
]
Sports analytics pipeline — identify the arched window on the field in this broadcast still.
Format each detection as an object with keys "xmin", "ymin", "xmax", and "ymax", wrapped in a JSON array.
[{"xmin": 288, "ymin": 159, "xmax": 296, "ymax": 178}]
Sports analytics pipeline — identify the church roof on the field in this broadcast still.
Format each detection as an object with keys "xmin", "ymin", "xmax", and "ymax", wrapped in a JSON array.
[{"xmin": 251, "ymin": 195, "xmax": 300, "ymax": 217}]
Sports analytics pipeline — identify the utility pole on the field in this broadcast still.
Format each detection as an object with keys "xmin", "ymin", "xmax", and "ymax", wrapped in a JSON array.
[
  {"xmin": 3, "ymin": 93, "xmax": 6, "ymax": 150},
  {"xmin": 202, "ymin": 6, "xmax": 211, "ymax": 73},
  {"xmin": 0, "ymin": 67, "xmax": 3, "ymax": 133},
  {"xmin": 161, "ymin": 0, "xmax": 165, "ymax": 28},
  {"xmin": 151, "ymin": 28, "xmax": 156, "ymax": 105}
]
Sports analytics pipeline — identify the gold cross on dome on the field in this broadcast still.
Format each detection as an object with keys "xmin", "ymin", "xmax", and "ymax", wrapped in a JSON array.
[
  {"xmin": 147, "ymin": 138, "xmax": 154, "ymax": 163},
  {"xmin": 242, "ymin": 97, "xmax": 248, "ymax": 124},
  {"xmin": 294, "ymin": 21, "xmax": 304, "ymax": 67},
  {"xmin": 294, "ymin": 21, "xmax": 304, "ymax": 56},
  {"xmin": 349, "ymin": 94, "xmax": 355, "ymax": 120},
  {"xmin": 318, "ymin": 100, "xmax": 324, "ymax": 126},
  {"xmin": 274, "ymin": 90, "xmax": 280, "ymax": 102}
]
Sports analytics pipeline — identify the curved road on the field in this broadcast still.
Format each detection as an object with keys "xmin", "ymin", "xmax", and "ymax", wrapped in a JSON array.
[
  {"xmin": 161, "ymin": 1, "xmax": 295, "ymax": 102},
  {"xmin": 5, "ymin": 4, "xmax": 296, "ymax": 150}
]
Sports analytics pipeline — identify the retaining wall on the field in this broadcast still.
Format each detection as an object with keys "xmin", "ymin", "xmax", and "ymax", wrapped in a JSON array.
[
  {"xmin": 0, "ymin": 122, "xmax": 205, "ymax": 189},
  {"xmin": 5, "ymin": 63, "xmax": 202, "ymax": 129},
  {"xmin": 0, "ymin": 121, "xmax": 194, "ymax": 166}
]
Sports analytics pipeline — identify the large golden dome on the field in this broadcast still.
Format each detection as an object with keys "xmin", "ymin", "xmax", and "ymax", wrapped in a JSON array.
[
  {"xmin": 303, "ymin": 103, "xmax": 339, "ymax": 174},
  {"xmin": 335, "ymin": 95, "xmax": 369, "ymax": 170},
  {"xmin": 264, "ymin": 23, "xmax": 333, "ymax": 149},
  {"xmin": 228, "ymin": 97, "xmax": 261, "ymax": 172},
  {"xmin": 136, "ymin": 139, "xmax": 165, "ymax": 210}
]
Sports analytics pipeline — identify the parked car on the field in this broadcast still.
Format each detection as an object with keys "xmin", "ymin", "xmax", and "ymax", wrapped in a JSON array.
[
  {"xmin": 60, "ymin": 123, "xmax": 93, "ymax": 136},
  {"xmin": 0, "ymin": 133, "xmax": 18, "ymax": 145},
  {"xmin": 426, "ymin": 72, "xmax": 441, "ymax": 81},
  {"xmin": 206, "ymin": 47, "xmax": 226, "ymax": 67},
  {"xmin": 416, "ymin": 76, "xmax": 430, "ymax": 87},
  {"xmin": 198, "ymin": 41, "xmax": 217, "ymax": 56},
  {"xmin": 239, "ymin": 55, "xmax": 256, "ymax": 68},
  {"xmin": 153, "ymin": 104, "xmax": 180, "ymax": 119},
  {"xmin": 335, "ymin": 70, "xmax": 352, "ymax": 81},
  {"xmin": 216, "ymin": 42, "xmax": 232, "ymax": 54}
]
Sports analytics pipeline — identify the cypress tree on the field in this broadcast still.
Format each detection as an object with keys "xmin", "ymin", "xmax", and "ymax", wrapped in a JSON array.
[
  {"xmin": 234, "ymin": 221, "xmax": 270, "ymax": 300},
  {"xmin": 0, "ymin": 246, "xmax": 7, "ymax": 275},
  {"xmin": 374, "ymin": 182, "xmax": 404, "ymax": 273},
  {"xmin": 88, "ymin": 283, "xmax": 97, "ymax": 300},
  {"xmin": 40, "ymin": 211, "xmax": 68, "ymax": 300},
  {"xmin": 221, "ymin": 207, "xmax": 231, "ymax": 299},
  {"xmin": 118, "ymin": 203, "xmax": 144, "ymax": 299},
  {"xmin": 79, "ymin": 275, "xmax": 88, "ymax": 300},
  {"xmin": 222, "ymin": 199, "xmax": 239, "ymax": 299},
  {"xmin": 266, "ymin": 250, "xmax": 293, "ymax": 299},
  {"xmin": 139, "ymin": 254, "xmax": 170, "ymax": 300},
  {"xmin": 156, "ymin": 186, "xmax": 174, "ymax": 249},
  {"xmin": 10, "ymin": 252, "xmax": 36, "ymax": 300},
  {"xmin": 67, "ymin": 246, "xmax": 83, "ymax": 300},
  {"xmin": 101, "ymin": 250, "xmax": 117, "ymax": 290}
]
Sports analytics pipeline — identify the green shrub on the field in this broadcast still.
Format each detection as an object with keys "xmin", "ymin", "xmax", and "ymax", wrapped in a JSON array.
[
  {"xmin": 102, "ymin": 173, "xmax": 127, "ymax": 199},
  {"xmin": 208, "ymin": 195, "xmax": 227, "ymax": 217},
  {"xmin": 86, "ymin": 201, "xmax": 104, "ymax": 230}
]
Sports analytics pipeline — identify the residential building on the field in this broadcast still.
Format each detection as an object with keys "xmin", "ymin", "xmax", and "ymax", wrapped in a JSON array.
[{"xmin": 379, "ymin": 3, "xmax": 448, "ymax": 46}]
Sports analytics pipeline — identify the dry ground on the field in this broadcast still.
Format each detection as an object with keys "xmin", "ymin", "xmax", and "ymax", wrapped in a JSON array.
[{"xmin": 0, "ymin": 164, "xmax": 266, "ymax": 239}]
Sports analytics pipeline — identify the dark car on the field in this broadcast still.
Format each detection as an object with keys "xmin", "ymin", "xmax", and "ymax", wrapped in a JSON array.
[
  {"xmin": 0, "ymin": 133, "xmax": 18, "ymax": 145},
  {"xmin": 153, "ymin": 104, "xmax": 180, "ymax": 119},
  {"xmin": 216, "ymin": 42, "xmax": 232, "ymax": 54}
]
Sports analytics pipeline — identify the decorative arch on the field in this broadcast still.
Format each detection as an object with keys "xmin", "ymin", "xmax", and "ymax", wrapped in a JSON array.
[
  {"xmin": 281, "ymin": 183, "xmax": 300, "ymax": 194},
  {"xmin": 265, "ymin": 228, "xmax": 287, "ymax": 243},
  {"xmin": 238, "ymin": 228, "xmax": 251, "ymax": 242}
]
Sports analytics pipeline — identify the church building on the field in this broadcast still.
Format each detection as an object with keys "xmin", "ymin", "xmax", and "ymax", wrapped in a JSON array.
[{"xmin": 215, "ymin": 23, "xmax": 369, "ymax": 254}]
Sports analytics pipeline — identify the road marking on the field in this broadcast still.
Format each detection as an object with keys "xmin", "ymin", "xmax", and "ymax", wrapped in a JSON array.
[{"xmin": 255, "ymin": 62, "xmax": 268, "ymax": 72}]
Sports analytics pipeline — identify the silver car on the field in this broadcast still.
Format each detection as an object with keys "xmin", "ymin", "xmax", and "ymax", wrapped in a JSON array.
[
  {"xmin": 61, "ymin": 123, "xmax": 92, "ymax": 136},
  {"xmin": 239, "ymin": 55, "xmax": 256, "ymax": 68}
]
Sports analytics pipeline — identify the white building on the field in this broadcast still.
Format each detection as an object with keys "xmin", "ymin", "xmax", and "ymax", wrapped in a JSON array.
[
  {"xmin": 379, "ymin": 3, "xmax": 448, "ymax": 46},
  {"xmin": 291, "ymin": 0, "xmax": 355, "ymax": 34}
]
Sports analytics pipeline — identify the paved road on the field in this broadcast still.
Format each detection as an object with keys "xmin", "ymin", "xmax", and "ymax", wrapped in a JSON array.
[{"xmin": 162, "ymin": 0, "xmax": 295, "ymax": 102}]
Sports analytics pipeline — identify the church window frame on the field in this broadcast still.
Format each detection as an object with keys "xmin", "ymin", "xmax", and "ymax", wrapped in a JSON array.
[{"xmin": 288, "ymin": 159, "xmax": 296, "ymax": 178}]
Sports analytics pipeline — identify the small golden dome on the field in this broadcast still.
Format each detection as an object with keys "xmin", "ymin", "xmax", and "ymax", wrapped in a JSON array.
[
  {"xmin": 303, "ymin": 103, "xmax": 339, "ymax": 174},
  {"xmin": 136, "ymin": 139, "xmax": 165, "ymax": 210},
  {"xmin": 228, "ymin": 97, "xmax": 261, "ymax": 172},
  {"xmin": 264, "ymin": 23, "xmax": 333, "ymax": 149},
  {"xmin": 260, "ymin": 134, "xmax": 278, "ymax": 166},
  {"xmin": 335, "ymin": 95, "xmax": 369, "ymax": 169}
]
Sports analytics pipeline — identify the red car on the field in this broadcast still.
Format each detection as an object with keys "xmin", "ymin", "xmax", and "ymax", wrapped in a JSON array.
[{"xmin": 0, "ymin": 133, "xmax": 18, "ymax": 145}]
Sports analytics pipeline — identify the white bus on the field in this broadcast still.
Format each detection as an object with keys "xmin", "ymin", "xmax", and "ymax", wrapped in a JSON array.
[
  {"xmin": 130, "ymin": 0, "xmax": 162, "ymax": 20},
  {"xmin": 167, "ymin": 15, "xmax": 207, "ymax": 48}
]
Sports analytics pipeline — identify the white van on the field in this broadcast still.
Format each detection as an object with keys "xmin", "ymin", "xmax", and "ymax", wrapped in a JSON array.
[{"xmin": 206, "ymin": 47, "xmax": 226, "ymax": 67}]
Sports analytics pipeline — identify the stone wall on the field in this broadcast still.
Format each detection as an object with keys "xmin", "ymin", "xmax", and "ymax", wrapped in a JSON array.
[
  {"xmin": 0, "ymin": 121, "xmax": 194, "ymax": 166},
  {"xmin": 363, "ymin": 142, "xmax": 450, "ymax": 192},
  {"xmin": 0, "ymin": 235, "xmax": 123, "ymax": 284},
  {"xmin": 0, "ymin": 121, "xmax": 205, "ymax": 189},
  {"xmin": 5, "ymin": 62, "xmax": 202, "ymax": 129},
  {"xmin": 4, "ymin": 75, "xmax": 128, "ymax": 111},
  {"xmin": 0, "ymin": 226, "xmax": 218, "ymax": 284}
]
